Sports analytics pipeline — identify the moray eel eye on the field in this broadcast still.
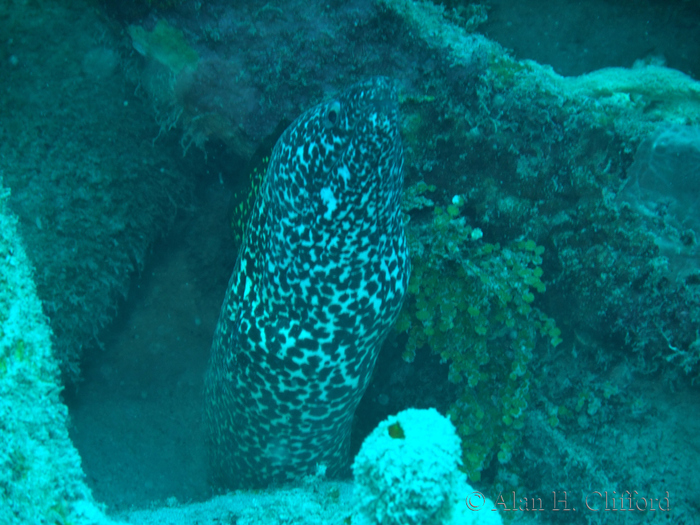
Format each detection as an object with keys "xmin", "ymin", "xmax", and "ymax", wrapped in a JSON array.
[{"xmin": 324, "ymin": 100, "xmax": 341, "ymax": 128}]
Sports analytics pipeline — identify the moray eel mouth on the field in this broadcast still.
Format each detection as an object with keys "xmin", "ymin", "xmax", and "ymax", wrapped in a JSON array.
[{"xmin": 205, "ymin": 77, "xmax": 409, "ymax": 489}]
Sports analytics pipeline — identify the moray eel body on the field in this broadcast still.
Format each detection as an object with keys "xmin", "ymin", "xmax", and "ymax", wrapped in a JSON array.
[{"xmin": 205, "ymin": 77, "xmax": 409, "ymax": 489}]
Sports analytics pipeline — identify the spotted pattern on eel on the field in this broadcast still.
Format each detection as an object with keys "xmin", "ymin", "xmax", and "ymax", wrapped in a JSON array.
[{"xmin": 205, "ymin": 77, "xmax": 410, "ymax": 488}]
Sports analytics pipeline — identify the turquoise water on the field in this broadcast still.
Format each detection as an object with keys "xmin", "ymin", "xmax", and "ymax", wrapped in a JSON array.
[{"xmin": 1, "ymin": 0, "xmax": 698, "ymax": 523}]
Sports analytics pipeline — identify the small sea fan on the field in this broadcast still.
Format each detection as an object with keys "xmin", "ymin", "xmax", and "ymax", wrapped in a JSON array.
[
  {"xmin": 621, "ymin": 124, "xmax": 700, "ymax": 231},
  {"xmin": 618, "ymin": 124, "xmax": 700, "ymax": 280}
]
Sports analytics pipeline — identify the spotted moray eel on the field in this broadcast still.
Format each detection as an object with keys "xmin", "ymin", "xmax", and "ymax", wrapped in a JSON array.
[{"xmin": 205, "ymin": 77, "xmax": 409, "ymax": 488}]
